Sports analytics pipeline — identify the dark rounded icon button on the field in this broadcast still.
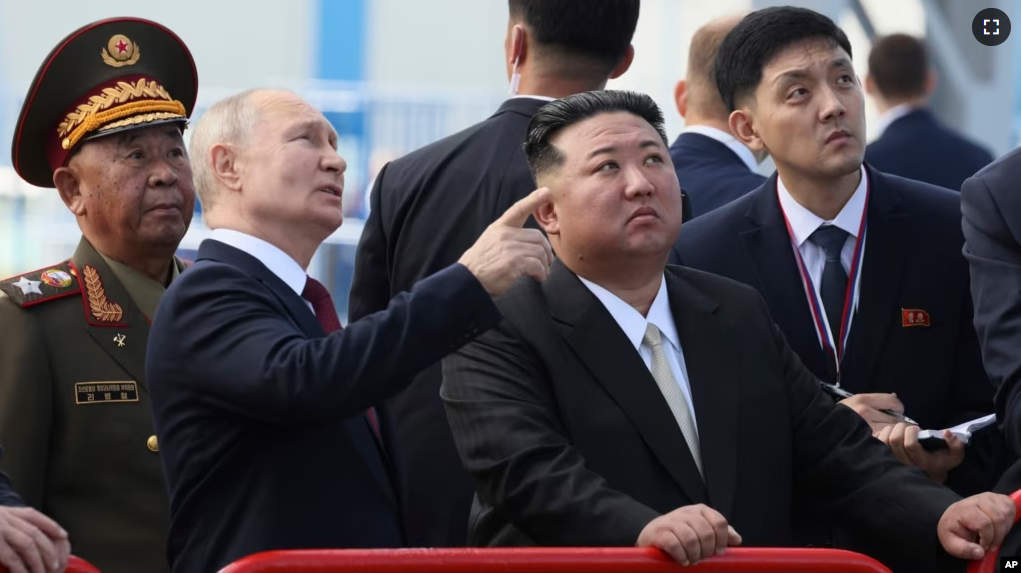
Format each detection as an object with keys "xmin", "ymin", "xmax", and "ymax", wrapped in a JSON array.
[{"xmin": 973, "ymin": 8, "xmax": 1011, "ymax": 46}]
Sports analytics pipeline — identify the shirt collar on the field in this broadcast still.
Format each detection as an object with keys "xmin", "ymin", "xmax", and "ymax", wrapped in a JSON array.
[
  {"xmin": 776, "ymin": 164, "xmax": 868, "ymax": 247},
  {"xmin": 875, "ymin": 103, "xmax": 918, "ymax": 137},
  {"xmin": 97, "ymin": 253, "xmax": 176, "ymax": 319},
  {"xmin": 577, "ymin": 274, "xmax": 681, "ymax": 353},
  {"xmin": 210, "ymin": 228, "xmax": 308, "ymax": 297},
  {"xmin": 682, "ymin": 124, "xmax": 759, "ymax": 173},
  {"xmin": 509, "ymin": 95, "xmax": 557, "ymax": 102}
]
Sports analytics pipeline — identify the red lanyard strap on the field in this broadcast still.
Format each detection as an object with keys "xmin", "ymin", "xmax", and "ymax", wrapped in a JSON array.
[{"xmin": 778, "ymin": 182, "xmax": 870, "ymax": 381}]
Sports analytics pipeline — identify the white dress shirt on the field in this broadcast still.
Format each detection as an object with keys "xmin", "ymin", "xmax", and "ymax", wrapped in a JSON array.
[
  {"xmin": 682, "ymin": 124, "xmax": 758, "ymax": 173},
  {"xmin": 578, "ymin": 275, "xmax": 698, "ymax": 428},
  {"xmin": 210, "ymin": 228, "xmax": 313, "ymax": 313},
  {"xmin": 776, "ymin": 164, "xmax": 868, "ymax": 343}
]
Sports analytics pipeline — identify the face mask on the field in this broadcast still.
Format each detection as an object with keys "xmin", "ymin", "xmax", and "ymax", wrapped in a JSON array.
[{"xmin": 508, "ymin": 55, "xmax": 521, "ymax": 95}]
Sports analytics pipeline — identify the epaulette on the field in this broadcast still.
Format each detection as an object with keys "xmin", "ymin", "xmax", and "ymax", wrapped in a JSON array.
[{"xmin": 0, "ymin": 261, "xmax": 81, "ymax": 308}]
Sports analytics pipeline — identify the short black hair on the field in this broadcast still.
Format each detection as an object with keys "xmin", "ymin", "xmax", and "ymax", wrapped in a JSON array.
[
  {"xmin": 523, "ymin": 90, "xmax": 668, "ymax": 179},
  {"xmin": 508, "ymin": 0, "xmax": 640, "ymax": 76},
  {"xmin": 868, "ymin": 34, "xmax": 928, "ymax": 99},
  {"xmin": 715, "ymin": 6, "xmax": 853, "ymax": 112}
]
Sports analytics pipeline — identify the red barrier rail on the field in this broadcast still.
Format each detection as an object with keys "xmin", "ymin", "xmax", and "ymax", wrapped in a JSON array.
[
  {"xmin": 218, "ymin": 547, "xmax": 893, "ymax": 573},
  {"xmin": 0, "ymin": 556, "xmax": 100, "ymax": 573},
  {"xmin": 968, "ymin": 488, "xmax": 1021, "ymax": 573}
]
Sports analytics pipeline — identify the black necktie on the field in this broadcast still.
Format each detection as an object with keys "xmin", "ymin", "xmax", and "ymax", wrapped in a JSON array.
[{"xmin": 809, "ymin": 225, "xmax": 849, "ymax": 339}]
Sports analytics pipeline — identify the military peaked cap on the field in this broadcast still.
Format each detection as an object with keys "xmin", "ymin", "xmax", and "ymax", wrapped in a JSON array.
[{"xmin": 11, "ymin": 17, "xmax": 198, "ymax": 188}]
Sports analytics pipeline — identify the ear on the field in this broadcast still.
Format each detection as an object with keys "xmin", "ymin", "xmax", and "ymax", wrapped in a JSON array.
[
  {"xmin": 53, "ymin": 166, "xmax": 86, "ymax": 216},
  {"xmin": 210, "ymin": 143, "xmax": 242, "ymax": 192},
  {"xmin": 533, "ymin": 183, "xmax": 560, "ymax": 237},
  {"xmin": 510, "ymin": 24, "xmax": 526, "ymax": 66},
  {"xmin": 609, "ymin": 44, "xmax": 635, "ymax": 79},
  {"xmin": 924, "ymin": 70, "xmax": 937, "ymax": 96},
  {"xmin": 729, "ymin": 108, "xmax": 765, "ymax": 152},
  {"xmin": 864, "ymin": 74, "xmax": 876, "ymax": 96},
  {"xmin": 674, "ymin": 79, "xmax": 688, "ymax": 119}
]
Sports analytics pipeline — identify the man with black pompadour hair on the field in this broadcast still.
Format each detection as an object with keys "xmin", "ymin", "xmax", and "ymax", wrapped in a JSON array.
[
  {"xmin": 349, "ymin": 0, "xmax": 652, "ymax": 548},
  {"xmin": 442, "ymin": 88, "xmax": 1014, "ymax": 573}
]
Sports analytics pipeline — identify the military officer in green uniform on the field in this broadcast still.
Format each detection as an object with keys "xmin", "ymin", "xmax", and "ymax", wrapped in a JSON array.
[{"xmin": 0, "ymin": 17, "xmax": 198, "ymax": 573}]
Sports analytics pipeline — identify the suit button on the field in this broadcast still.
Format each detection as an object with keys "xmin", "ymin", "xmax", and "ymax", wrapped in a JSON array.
[{"xmin": 146, "ymin": 435, "xmax": 159, "ymax": 453}]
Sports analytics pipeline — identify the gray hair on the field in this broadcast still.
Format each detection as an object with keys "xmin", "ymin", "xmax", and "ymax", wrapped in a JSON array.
[{"xmin": 188, "ymin": 88, "xmax": 262, "ymax": 211}]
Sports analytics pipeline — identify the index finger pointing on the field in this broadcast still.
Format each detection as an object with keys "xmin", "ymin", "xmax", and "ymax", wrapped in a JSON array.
[{"xmin": 496, "ymin": 187, "xmax": 551, "ymax": 228}]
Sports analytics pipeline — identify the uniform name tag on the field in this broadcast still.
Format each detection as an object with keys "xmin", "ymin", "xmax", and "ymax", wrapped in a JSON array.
[{"xmin": 75, "ymin": 382, "xmax": 139, "ymax": 404}]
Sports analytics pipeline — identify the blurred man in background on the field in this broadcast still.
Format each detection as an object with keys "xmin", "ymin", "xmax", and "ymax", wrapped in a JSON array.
[
  {"xmin": 0, "ymin": 17, "xmax": 198, "ymax": 573},
  {"xmin": 670, "ymin": 14, "xmax": 767, "ymax": 218},
  {"xmin": 349, "ymin": 0, "xmax": 642, "ymax": 547},
  {"xmin": 864, "ymin": 34, "xmax": 993, "ymax": 191}
]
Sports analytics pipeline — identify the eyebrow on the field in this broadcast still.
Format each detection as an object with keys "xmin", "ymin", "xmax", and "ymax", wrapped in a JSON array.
[
  {"xmin": 587, "ymin": 139, "xmax": 661, "ymax": 159},
  {"xmin": 292, "ymin": 119, "xmax": 339, "ymax": 148},
  {"xmin": 773, "ymin": 57, "xmax": 853, "ymax": 85}
]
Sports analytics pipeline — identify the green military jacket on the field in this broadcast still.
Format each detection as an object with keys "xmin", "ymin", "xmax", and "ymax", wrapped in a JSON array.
[{"xmin": 0, "ymin": 237, "xmax": 187, "ymax": 573}]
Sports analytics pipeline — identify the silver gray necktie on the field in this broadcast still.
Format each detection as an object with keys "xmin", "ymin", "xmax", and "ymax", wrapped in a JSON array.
[{"xmin": 643, "ymin": 323, "xmax": 703, "ymax": 478}]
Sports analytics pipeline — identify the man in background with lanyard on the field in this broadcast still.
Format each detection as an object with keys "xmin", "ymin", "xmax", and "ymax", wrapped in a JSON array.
[{"xmin": 670, "ymin": 4, "xmax": 1001, "ymax": 556}]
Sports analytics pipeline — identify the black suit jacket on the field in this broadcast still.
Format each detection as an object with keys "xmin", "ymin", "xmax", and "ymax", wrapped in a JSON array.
[
  {"xmin": 0, "ymin": 445, "xmax": 24, "ymax": 507},
  {"xmin": 865, "ymin": 108, "xmax": 994, "ymax": 192},
  {"xmin": 441, "ymin": 261, "xmax": 963, "ymax": 573},
  {"xmin": 670, "ymin": 166, "xmax": 998, "ymax": 496},
  {"xmin": 147, "ymin": 239, "xmax": 501, "ymax": 573},
  {"xmin": 350, "ymin": 96, "xmax": 695, "ymax": 546},
  {"xmin": 348, "ymin": 97, "xmax": 547, "ymax": 547},
  {"xmin": 962, "ymin": 147, "xmax": 1021, "ymax": 485},
  {"xmin": 669, "ymin": 132, "xmax": 766, "ymax": 219}
]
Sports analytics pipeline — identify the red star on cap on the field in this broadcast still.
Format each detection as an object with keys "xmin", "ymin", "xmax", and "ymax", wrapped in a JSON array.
[{"xmin": 115, "ymin": 40, "xmax": 128, "ymax": 53}]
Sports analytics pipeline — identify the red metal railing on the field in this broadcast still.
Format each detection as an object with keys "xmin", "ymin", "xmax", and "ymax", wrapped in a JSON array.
[
  {"xmin": 217, "ymin": 547, "xmax": 893, "ymax": 573},
  {"xmin": 0, "ymin": 556, "xmax": 100, "ymax": 573},
  {"xmin": 968, "ymin": 488, "xmax": 1021, "ymax": 573}
]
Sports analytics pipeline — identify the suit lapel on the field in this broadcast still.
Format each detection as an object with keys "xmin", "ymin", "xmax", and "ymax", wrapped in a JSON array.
[
  {"xmin": 842, "ymin": 167, "xmax": 907, "ymax": 392},
  {"xmin": 739, "ymin": 181, "xmax": 836, "ymax": 380},
  {"xmin": 664, "ymin": 268, "xmax": 740, "ymax": 517},
  {"xmin": 197, "ymin": 239, "xmax": 324, "ymax": 338},
  {"xmin": 546, "ymin": 261, "xmax": 708, "ymax": 505},
  {"xmin": 196, "ymin": 239, "xmax": 397, "ymax": 500},
  {"xmin": 70, "ymin": 238, "xmax": 152, "ymax": 390}
]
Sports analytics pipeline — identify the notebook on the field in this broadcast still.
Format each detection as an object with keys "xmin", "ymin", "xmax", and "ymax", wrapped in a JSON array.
[{"xmin": 917, "ymin": 414, "xmax": 996, "ymax": 447}]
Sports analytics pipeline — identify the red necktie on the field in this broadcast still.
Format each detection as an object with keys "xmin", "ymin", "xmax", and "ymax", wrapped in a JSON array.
[{"xmin": 301, "ymin": 276, "xmax": 383, "ymax": 442}]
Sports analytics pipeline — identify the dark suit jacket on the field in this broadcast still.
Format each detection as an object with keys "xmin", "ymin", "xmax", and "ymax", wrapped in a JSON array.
[
  {"xmin": 348, "ymin": 97, "xmax": 547, "ymax": 547},
  {"xmin": 865, "ymin": 108, "xmax": 994, "ymax": 192},
  {"xmin": 441, "ymin": 260, "xmax": 963, "ymax": 573},
  {"xmin": 147, "ymin": 239, "xmax": 501, "ymax": 573},
  {"xmin": 670, "ymin": 132, "xmax": 767, "ymax": 218},
  {"xmin": 350, "ymin": 96, "xmax": 696, "ymax": 547},
  {"xmin": 670, "ymin": 166, "xmax": 999, "ymax": 498},
  {"xmin": 962, "ymin": 147, "xmax": 1021, "ymax": 487},
  {"xmin": 0, "ymin": 445, "xmax": 24, "ymax": 507}
]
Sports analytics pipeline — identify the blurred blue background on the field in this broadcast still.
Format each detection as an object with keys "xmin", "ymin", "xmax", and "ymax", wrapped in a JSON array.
[{"xmin": 0, "ymin": 0, "xmax": 1015, "ymax": 321}]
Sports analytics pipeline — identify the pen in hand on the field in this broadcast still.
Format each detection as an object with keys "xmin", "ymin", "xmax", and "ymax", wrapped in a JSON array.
[{"xmin": 818, "ymin": 381, "xmax": 919, "ymax": 426}]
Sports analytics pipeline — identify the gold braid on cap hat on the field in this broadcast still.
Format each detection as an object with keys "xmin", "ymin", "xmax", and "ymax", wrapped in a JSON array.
[{"xmin": 56, "ymin": 78, "xmax": 186, "ymax": 151}]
